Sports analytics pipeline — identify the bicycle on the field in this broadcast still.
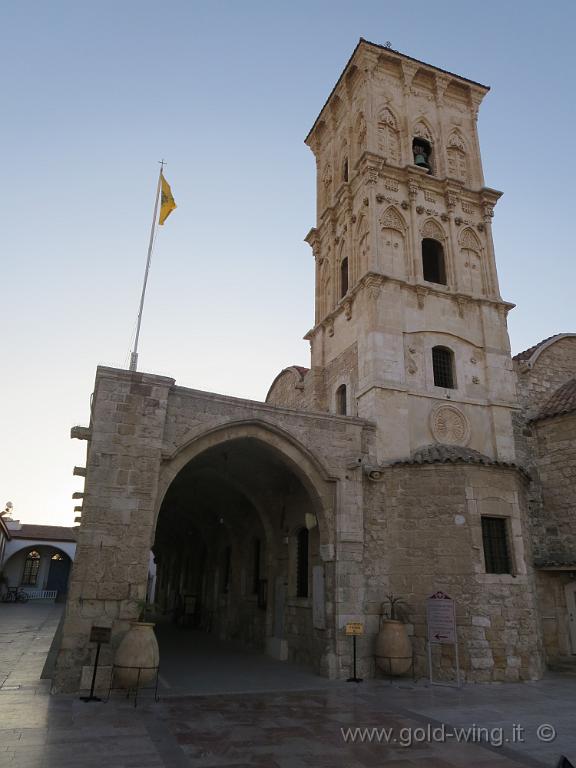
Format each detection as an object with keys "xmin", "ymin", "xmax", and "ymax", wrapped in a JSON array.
[{"xmin": 1, "ymin": 587, "xmax": 30, "ymax": 603}]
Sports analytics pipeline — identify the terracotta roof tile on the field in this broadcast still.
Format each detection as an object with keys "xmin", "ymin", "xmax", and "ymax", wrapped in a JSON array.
[
  {"xmin": 513, "ymin": 334, "xmax": 562, "ymax": 362},
  {"xmin": 393, "ymin": 444, "xmax": 522, "ymax": 471},
  {"xmin": 532, "ymin": 379, "xmax": 576, "ymax": 422}
]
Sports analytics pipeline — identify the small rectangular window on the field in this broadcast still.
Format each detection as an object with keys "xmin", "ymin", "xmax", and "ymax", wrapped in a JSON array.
[
  {"xmin": 432, "ymin": 347, "xmax": 455, "ymax": 389},
  {"xmin": 296, "ymin": 528, "xmax": 309, "ymax": 598},
  {"xmin": 481, "ymin": 517, "xmax": 512, "ymax": 574}
]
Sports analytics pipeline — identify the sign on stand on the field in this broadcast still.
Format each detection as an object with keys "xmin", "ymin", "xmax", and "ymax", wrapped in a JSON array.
[
  {"xmin": 426, "ymin": 591, "xmax": 460, "ymax": 688},
  {"xmin": 344, "ymin": 622, "xmax": 364, "ymax": 683}
]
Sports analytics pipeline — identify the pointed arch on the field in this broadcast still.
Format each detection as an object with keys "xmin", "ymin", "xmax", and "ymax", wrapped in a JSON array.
[
  {"xmin": 338, "ymin": 239, "xmax": 349, "ymax": 298},
  {"xmin": 379, "ymin": 205, "xmax": 406, "ymax": 232},
  {"xmin": 413, "ymin": 118, "xmax": 434, "ymax": 144},
  {"xmin": 421, "ymin": 218, "xmax": 445, "ymax": 240},
  {"xmin": 447, "ymin": 129, "xmax": 468, "ymax": 183},
  {"xmin": 377, "ymin": 106, "xmax": 401, "ymax": 165},
  {"xmin": 380, "ymin": 206, "xmax": 407, "ymax": 279},
  {"xmin": 354, "ymin": 111, "xmax": 366, "ymax": 162},
  {"xmin": 319, "ymin": 258, "xmax": 332, "ymax": 319},
  {"xmin": 339, "ymin": 138, "xmax": 349, "ymax": 183},
  {"xmin": 321, "ymin": 162, "xmax": 332, "ymax": 209},
  {"xmin": 460, "ymin": 227, "xmax": 485, "ymax": 296},
  {"xmin": 354, "ymin": 213, "xmax": 370, "ymax": 278},
  {"xmin": 459, "ymin": 227, "xmax": 481, "ymax": 250},
  {"xmin": 412, "ymin": 119, "xmax": 435, "ymax": 174}
]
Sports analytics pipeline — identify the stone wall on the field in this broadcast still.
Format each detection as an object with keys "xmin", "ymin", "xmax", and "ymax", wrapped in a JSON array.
[
  {"xmin": 515, "ymin": 336, "xmax": 576, "ymax": 415},
  {"xmin": 531, "ymin": 413, "xmax": 576, "ymax": 565},
  {"xmin": 54, "ymin": 366, "xmax": 375, "ymax": 692},
  {"xmin": 359, "ymin": 463, "xmax": 543, "ymax": 682}
]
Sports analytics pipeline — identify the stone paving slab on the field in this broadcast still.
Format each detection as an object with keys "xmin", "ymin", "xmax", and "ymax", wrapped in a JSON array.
[{"xmin": 0, "ymin": 604, "xmax": 574, "ymax": 767}]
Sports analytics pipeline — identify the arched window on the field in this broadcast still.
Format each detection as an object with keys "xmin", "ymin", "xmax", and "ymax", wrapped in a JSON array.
[
  {"xmin": 296, "ymin": 527, "xmax": 309, "ymax": 598},
  {"xmin": 432, "ymin": 346, "xmax": 455, "ymax": 389},
  {"xmin": 336, "ymin": 384, "xmax": 347, "ymax": 415},
  {"xmin": 422, "ymin": 239, "xmax": 446, "ymax": 285},
  {"xmin": 22, "ymin": 550, "xmax": 41, "ymax": 585},
  {"xmin": 342, "ymin": 156, "xmax": 349, "ymax": 183},
  {"xmin": 413, "ymin": 137, "xmax": 433, "ymax": 173},
  {"xmin": 340, "ymin": 257, "xmax": 349, "ymax": 298}
]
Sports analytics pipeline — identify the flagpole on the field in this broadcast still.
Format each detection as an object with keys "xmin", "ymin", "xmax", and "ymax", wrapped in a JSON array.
[{"xmin": 129, "ymin": 162, "xmax": 164, "ymax": 372}]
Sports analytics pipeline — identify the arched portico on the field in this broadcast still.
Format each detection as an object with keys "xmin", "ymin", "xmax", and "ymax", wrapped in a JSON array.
[{"xmin": 152, "ymin": 421, "xmax": 337, "ymax": 673}]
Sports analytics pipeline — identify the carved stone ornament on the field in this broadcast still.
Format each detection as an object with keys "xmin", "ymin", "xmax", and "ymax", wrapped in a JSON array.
[
  {"xmin": 482, "ymin": 203, "xmax": 494, "ymax": 219},
  {"xmin": 326, "ymin": 319, "xmax": 334, "ymax": 337},
  {"xmin": 416, "ymin": 205, "xmax": 425, "ymax": 214},
  {"xmin": 446, "ymin": 192, "xmax": 458, "ymax": 210},
  {"xmin": 416, "ymin": 286, "xmax": 428, "ymax": 309},
  {"xmin": 408, "ymin": 180, "xmax": 419, "ymax": 199},
  {"xmin": 440, "ymin": 213, "xmax": 449, "ymax": 222},
  {"xmin": 430, "ymin": 405, "xmax": 471, "ymax": 446},
  {"xmin": 367, "ymin": 166, "xmax": 379, "ymax": 185},
  {"xmin": 477, "ymin": 222, "xmax": 485, "ymax": 232},
  {"xmin": 454, "ymin": 216, "xmax": 463, "ymax": 226},
  {"xmin": 343, "ymin": 298, "xmax": 352, "ymax": 320},
  {"xmin": 401, "ymin": 200, "xmax": 409, "ymax": 210},
  {"xmin": 380, "ymin": 206, "xmax": 405, "ymax": 232},
  {"xmin": 460, "ymin": 228, "xmax": 481, "ymax": 250},
  {"xmin": 456, "ymin": 296, "xmax": 467, "ymax": 318}
]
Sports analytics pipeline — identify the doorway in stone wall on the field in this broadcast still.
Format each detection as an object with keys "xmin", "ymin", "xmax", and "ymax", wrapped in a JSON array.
[
  {"xmin": 565, "ymin": 582, "xmax": 576, "ymax": 654},
  {"xmin": 151, "ymin": 426, "xmax": 333, "ymax": 691}
]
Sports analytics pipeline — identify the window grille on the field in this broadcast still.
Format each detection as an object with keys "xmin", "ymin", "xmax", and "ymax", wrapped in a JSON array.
[
  {"xmin": 481, "ymin": 517, "xmax": 512, "ymax": 574},
  {"xmin": 22, "ymin": 550, "xmax": 41, "ymax": 585},
  {"xmin": 432, "ymin": 346, "xmax": 455, "ymax": 389}
]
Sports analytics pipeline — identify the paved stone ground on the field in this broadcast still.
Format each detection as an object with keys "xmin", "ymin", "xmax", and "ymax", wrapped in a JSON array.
[{"xmin": 1, "ymin": 604, "xmax": 575, "ymax": 767}]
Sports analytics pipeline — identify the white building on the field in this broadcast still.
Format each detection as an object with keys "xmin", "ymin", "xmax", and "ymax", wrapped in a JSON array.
[{"xmin": 1, "ymin": 521, "xmax": 76, "ymax": 600}]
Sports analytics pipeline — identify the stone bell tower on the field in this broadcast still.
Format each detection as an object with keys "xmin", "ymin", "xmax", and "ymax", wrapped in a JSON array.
[{"xmin": 304, "ymin": 39, "xmax": 517, "ymax": 463}]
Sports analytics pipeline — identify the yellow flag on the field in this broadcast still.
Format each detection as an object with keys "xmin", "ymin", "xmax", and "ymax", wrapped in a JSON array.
[{"xmin": 159, "ymin": 173, "xmax": 176, "ymax": 225}]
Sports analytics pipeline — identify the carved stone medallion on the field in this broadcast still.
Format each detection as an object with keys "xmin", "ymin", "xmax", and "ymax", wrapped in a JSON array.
[{"xmin": 430, "ymin": 405, "xmax": 470, "ymax": 446}]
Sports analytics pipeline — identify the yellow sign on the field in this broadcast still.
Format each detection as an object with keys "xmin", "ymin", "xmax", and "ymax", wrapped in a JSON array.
[{"xmin": 345, "ymin": 622, "xmax": 364, "ymax": 636}]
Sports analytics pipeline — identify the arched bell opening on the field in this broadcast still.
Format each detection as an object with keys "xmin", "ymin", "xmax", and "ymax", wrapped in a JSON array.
[{"xmin": 152, "ymin": 431, "xmax": 332, "ymax": 673}]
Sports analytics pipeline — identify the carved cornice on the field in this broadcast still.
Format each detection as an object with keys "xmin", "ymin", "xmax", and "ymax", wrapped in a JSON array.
[{"xmin": 304, "ymin": 270, "xmax": 515, "ymax": 340}]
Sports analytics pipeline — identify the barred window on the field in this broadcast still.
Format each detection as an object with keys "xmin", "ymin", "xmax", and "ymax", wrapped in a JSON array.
[
  {"xmin": 340, "ymin": 257, "xmax": 349, "ymax": 298},
  {"xmin": 296, "ymin": 527, "xmax": 309, "ymax": 598},
  {"xmin": 22, "ymin": 550, "xmax": 41, "ymax": 585},
  {"xmin": 422, "ymin": 238, "xmax": 446, "ymax": 284},
  {"xmin": 336, "ymin": 384, "xmax": 347, "ymax": 416},
  {"xmin": 432, "ymin": 346, "xmax": 455, "ymax": 389},
  {"xmin": 482, "ymin": 517, "xmax": 512, "ymax": 574}
]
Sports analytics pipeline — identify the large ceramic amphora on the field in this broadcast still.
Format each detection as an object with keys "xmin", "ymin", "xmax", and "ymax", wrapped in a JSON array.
[
  {"xmin": 375, "ymin": 619, "xmax": 412, "ymax": 676},
  {"xmin": 114, "ymin": 622, "xmax": 159, "ymax": 688}
]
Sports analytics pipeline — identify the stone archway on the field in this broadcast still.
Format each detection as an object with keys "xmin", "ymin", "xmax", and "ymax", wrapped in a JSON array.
[{"xmin": 152, "ymin": 421, "xmax": 336, "ymax": 674}]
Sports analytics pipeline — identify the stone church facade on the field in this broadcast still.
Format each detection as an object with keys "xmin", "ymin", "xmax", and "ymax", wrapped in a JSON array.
[{"xmin": 53, "ymin": 40, "xmax": 576, "ymax": 692}]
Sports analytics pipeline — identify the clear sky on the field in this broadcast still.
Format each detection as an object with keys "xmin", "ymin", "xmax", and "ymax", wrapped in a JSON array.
[{"xmin": 1, "ymin": 1, "xmax": 574, "ymax": 527}]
